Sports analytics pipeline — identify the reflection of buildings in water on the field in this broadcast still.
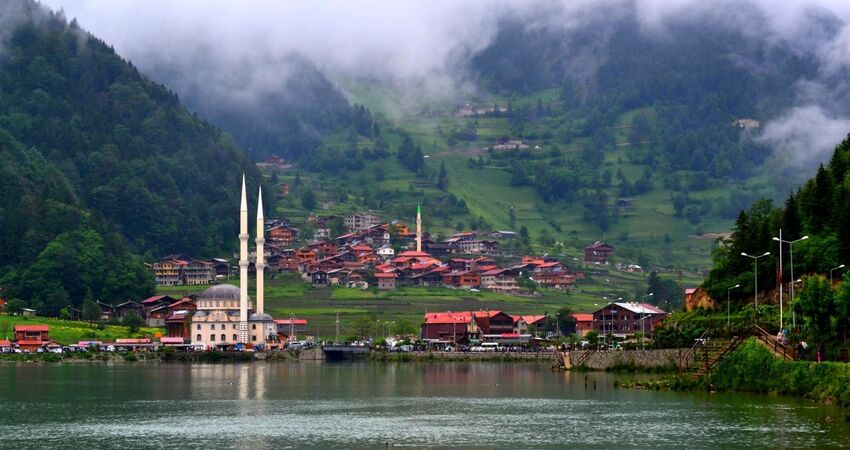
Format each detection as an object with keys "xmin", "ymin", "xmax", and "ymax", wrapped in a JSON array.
[{"xmin": 236, "ymin": 364, "xmax": 265, "ymax": 401}]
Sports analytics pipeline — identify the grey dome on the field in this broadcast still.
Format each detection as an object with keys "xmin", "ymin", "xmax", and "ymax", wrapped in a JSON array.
[
  {"xmin": 198, "ymin": 284, "xmax": 244, "ymax": 301},
  {"xmin": 249, "ymin": 313, "xmax": 273, "ymax": 321}
]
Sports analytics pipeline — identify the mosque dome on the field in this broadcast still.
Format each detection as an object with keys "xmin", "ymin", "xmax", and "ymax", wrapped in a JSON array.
[
  {"xmin": 198, "ymin": 284, "xmax": 245, "ymax": 302},
  {"xmin": 249, "ymin": 312, "xmax": 273, "ymax": 321}
]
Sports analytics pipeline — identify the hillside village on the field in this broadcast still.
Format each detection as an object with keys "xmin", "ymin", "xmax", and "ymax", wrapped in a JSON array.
[{"xmin": 146, "ymin": 210, "xmax": 623, "ymax": 294}]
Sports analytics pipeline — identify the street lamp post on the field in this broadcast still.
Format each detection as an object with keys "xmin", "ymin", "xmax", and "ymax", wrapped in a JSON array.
[
  {"xmin": 773, "ymin": 233, "xmax": 809, "ymax": 329},
  {"xmin": 727, "ymin": 284, "xmax": 740, "ymax": 331},
  {"xmin": 741, "ymin": 252, "xmax": 770, "ymax": 323},
  {"xmin": 792, "ymin": 279, "xmax": 802, "ymax": 329},
  {"xmin": 831, "ymin": 264, "xmax": 846, "ymax": 284}
]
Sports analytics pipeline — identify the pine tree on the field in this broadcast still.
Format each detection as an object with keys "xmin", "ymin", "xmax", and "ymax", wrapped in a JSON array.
[{"xmin": 437, "ymin": 162, "xmax": 448, "ymax": 191}]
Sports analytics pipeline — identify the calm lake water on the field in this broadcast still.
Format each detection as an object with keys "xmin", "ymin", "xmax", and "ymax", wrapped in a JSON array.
[{"xmin": 0, "ymin": 362, "xmax": 845, "ymax": 449}]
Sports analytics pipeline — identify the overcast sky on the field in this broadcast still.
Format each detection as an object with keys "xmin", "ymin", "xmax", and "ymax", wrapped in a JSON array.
[{"xmin": 40, "ymin": 0, "xmax": 850, "ymax": 167}]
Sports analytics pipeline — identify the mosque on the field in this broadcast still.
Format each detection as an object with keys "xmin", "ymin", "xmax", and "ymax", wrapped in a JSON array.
[{"xmin": 191, "ymin": 175, "xmax": 277, "ymax": 349}]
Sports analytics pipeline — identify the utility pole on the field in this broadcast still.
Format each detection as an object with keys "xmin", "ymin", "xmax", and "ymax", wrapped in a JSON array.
[{"xmin": 335, "ymin": 312, "xmax": 340, "ymax": 344}]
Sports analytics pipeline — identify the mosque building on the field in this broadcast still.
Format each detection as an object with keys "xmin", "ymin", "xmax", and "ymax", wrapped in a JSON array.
[{"xmin": 191, "ymin": 175, "xmax": 277, "ymax": 349}]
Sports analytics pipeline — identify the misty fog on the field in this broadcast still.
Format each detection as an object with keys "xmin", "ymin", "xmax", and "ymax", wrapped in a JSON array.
[{"xmin": 41, "ymin": 0, "xmax": 850, "ymax": 167}]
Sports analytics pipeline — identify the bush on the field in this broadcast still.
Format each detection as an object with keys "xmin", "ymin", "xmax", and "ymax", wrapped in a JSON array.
[{"xmin": 705, "ymin": 338, "xmax": 850, "ymax": 407}]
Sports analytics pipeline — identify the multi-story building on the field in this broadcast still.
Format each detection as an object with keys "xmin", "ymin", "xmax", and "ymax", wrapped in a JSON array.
[
  {"xmin": 592, "ymin": 302, "xmax": 667, "ymax": 337},
  {"xmin": 584, "ymin": 241, "xmax": 615, "ymax": 264},
  {"xmin": 149, "ymin": 259, "xmax": 187, "ymax": 286},
  {"xmin": 184, "ymin": 260, "xmax": 216, "ymax": 285},
  {"xmin": 344, "ymin": 213, "xmax": 382, "ymax": 231}
]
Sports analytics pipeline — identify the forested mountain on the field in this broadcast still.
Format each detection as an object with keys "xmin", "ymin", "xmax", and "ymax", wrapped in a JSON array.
[
  {"xmin": 153, "ymin": 52, "xmax": 376, "ymax": 161},
  {"xmin": 472, "ymin": 10, "xmax": 818, "ymax": 183},
  {"xmin": 0, "ymin": 2, "xmax": 268, "ymax": 314}
]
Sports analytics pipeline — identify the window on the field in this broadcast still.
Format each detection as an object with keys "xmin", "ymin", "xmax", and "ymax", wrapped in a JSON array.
[
  {"xmin": 210, "ymin": 334, "xmax": 216, "ymax": 342},
  {"xmin": 252, "ymin": 324, "xmax": 256, "ymax": 330},
  {"xmin": 221, "ymin": 334, "xmax": 226, "ymax": 342},
  {"xmin": 196, "ymin": 334, "xmax": 202, "ymax": 342},
  {"xmin": 211, "ymin": 324, "xmax": 215, "ymax": 330},
  {"xmin": 197, "ymin": 324, "xmax": 201, "ymax": 330},
  {"xmin": 233, "ymin": 324, "xmax": 237, "ymax": 329},
  {"xmin": 233, "ymin": 334, "xmax": 238, "ymax": 341},
  {"xmin": 251, "ymin": 335, "xmax": 257, "ymax": 342}
]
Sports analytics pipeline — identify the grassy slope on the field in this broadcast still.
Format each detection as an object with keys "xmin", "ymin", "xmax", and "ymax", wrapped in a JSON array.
[
  {"xmin": 338, "ymin": 83, "xmax": 776, "ymax": 272},
  {"xmin": 0, "ymin": 315, "xmax": 162, "ymax": 345}
]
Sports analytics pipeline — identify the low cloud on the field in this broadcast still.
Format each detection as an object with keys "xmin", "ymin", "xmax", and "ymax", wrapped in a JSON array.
[
  {"xmin": 38, "ymin": 0, "xmax": 850, "ymax": 166},
  {"xmin": 758, "ymin": 105, "xmax": 850, "ymax": 167}
]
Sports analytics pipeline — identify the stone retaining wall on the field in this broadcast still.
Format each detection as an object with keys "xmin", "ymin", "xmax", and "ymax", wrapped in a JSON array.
[
  {"xmin": 404, "ymin": 351, "xmax": 552, "ymax": 361},
  {"xmin": 568, "ymin": 348, "xmax": 689, "ymax": 370}
]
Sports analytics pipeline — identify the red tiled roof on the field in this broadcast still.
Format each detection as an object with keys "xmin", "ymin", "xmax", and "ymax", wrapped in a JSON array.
[
  {"xmin": 141, "ymin": 295, "xmax": 168, "ymax": 304},
  {"xmin": 0, "ymin": 340, "xmax": 11, "ymax": 347},
  {"xmin": 513, "ymin": 315, "xmax": 546, "ymax": 325},
  {"xmin": 375, "ymin": 272, "xmax": 397, "ymax": 278},
  {"xmin": 536, "ymin": 262, "xmax": 562, "ymax": 268},
  {"xmin": 424, "ymin": 312, "xmax": 472, "ymax": 324},
  {"xmin": 16, "ymin": 340, "xmax": 45, "ymax": 346},
  {"xmin": 274, "ymin": 319, "xmax": 308, "ymax": 325},
  {"xmin": 14, "ymin": 325, "xmax": 49, "ymax": 332},
  {"xmin": 573, "ymin": 313, "xmax": 593, "ymax": 322},
  {"xmin": 398, "ymin": 250, "xmax": 431, "ymax": 257},
  {"xmin": 473, "ymin": 310, "xmax": 504, "ymax": 318}
]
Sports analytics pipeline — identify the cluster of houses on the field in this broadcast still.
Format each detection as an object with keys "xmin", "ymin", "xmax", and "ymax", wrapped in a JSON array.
[
  {"xmin": 145, "ymin": 211, "xmax": 619, "ymax": 294},
  {"xmin": 421, "ymin": 302, "xmax": 668, "ymax": 345}
]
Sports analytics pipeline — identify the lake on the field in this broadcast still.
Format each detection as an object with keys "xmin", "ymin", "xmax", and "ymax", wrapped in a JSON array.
[{"xmin": 0, "ymin": 362, "xmax": 845, "ymax": 449}]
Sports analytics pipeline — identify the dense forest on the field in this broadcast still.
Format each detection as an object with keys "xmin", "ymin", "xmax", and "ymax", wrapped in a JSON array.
[
  {"xmin": 0, "ymin": 2, "xmax": 268, "ymax": 314},
  {"xmin": 702, "ymin": 135, "xmax": 850, "ymax": 357}
]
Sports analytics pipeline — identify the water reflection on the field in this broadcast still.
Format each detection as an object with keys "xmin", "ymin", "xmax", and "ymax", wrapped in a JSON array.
[{"xmin": 0, "ymin": 362, "xmax": 844, "ymax": 449}]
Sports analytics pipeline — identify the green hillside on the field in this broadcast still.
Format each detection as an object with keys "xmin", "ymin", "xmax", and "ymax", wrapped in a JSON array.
[{"xmin": 0, "ymin": 2, "xmax": 268, "ymax": 315}]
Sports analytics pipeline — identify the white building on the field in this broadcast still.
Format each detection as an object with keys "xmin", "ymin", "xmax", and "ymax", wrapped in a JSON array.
[{"xmin": 191, "ymin": 176, "xmax": 276, "ymax": 349}]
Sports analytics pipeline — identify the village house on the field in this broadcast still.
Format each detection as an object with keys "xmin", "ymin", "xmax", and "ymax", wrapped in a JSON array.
[
  {"xmin": 592, "ymin": 302, "xmax": 667, "ymax": 337},
  {"xmin": 207, "ymin": 258, "xmax": 231, "ymax": 277},
  {"xmin": 149, "ymin": 259, "xmax": 186, "ymax": 286},
  {"xmin": 375, "ymin": 272, "xmax": 398, "ymax": 290},
  {"xmin": 492, "ymin": 138, "xmax": 530, "ymax": 151},
  {"xmin": 114, "ymin": 300, "xmax": 144, "ymax": 320},
  {"xmin": 376, "ymin": 245, "xmax": 395, "ymax": 259},
  {"xmin": 14, "ymin": 324, "xmax": 50, "ymax": 352},
  {"xmin": 310, "ymin": 270, "xmax": 329, "ymax": 286},
  {"xmin": 486, "ymin": 230, "xmax": 517, "ymax": 240},
  {"xmin": 141, "ymin": 295, "xmax": 178, "ymax": 326},
  {"xmin": 411, "ymin": 268, "xmax": 447, "ymax": 287},
  {"xmin": 584, "ymin": 241, "xmax": 615, "ymax": 264},
  {"xmin": 480, "ymin": 268, "xmax": 520, "ymax": 292},
  {"xmin": 184, "ymin": 260, "xmax": 216, "ymax": 285},
  {"xmin": 513, "ymin": 315, "xmax": 547, "ymax": 336},
  {"xmin": 573, "ymin": 313, "xmax": 594, "ymax": 337},
  {"xmin": 275, "ymin": 318, "xmax": 308, "ymax": 342},
  {"xmin": 442, "ymin": 271, "xmax": 481, "ymax": 289},
  {"xmin": 268, "ymin": 225, "xmax": 298, "ymax": 247},
  {"xmin": 421, "ymin": 311, "xmax": 480, "ymax": 343}
]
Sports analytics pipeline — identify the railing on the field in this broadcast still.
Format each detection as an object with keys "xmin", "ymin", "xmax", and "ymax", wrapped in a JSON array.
[
  {"xmin": 752, "ymin": 325, "xmax": 795, "ymax": 360},
  {"xmin": 573, "ymin": 349, "xmax": 594, "ymax": 367},
  {"xmin": 679, "ymin": 327, "xmax": 712, "ymax": 370}
]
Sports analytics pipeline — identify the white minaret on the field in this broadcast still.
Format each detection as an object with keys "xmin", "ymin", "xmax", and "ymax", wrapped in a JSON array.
[
  {"xmin": 255, "ymin": 187, "xmax": 265, "ymax": 316},
  {"xmin": 239, "ymin": 174, "xmax": 249, "ymax": 343},
  {"xmin": 416, "ymin": 203, "xmax": 422, "ymax": 253}
]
